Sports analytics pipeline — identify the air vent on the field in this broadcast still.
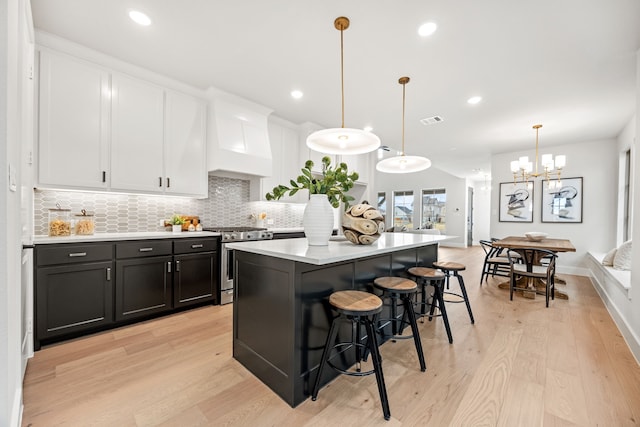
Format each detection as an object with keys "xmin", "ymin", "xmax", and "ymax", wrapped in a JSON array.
[{"xmin": 420, "ymin": 115, "xmax": 444, "ymax": 126}]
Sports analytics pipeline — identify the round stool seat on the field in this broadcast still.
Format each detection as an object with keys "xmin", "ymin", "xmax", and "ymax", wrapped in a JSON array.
[
  {"xmin": 408, "ymin": 267, "xmax": 446, "ymax": 279},
  {"xmin": 373, "ymin": 277, "xmax": 417, "ymax": 294},
  {"xmin": 329, "ymin": 290, "xmax": 382, "ymax": 316},
  {"xmin": 433, "ymin": 261, "xmax": 466, "ymax": 272}
]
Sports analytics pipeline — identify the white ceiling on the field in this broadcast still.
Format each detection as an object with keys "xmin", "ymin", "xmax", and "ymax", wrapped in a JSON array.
[{"xmin": 30, "ymin": 0, "xmax": 640, "ymax": 180}]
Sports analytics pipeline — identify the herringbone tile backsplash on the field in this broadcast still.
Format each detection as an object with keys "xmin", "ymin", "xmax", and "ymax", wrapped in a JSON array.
[{"xmin": 33, "ymin": 176, "xmax": 305, "ymax": 235}]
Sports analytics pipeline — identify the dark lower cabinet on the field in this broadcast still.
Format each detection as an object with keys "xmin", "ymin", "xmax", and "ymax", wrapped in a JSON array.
[
  {"xmin": 174, "ymin": 251, "xmax": 217, "ymax": 308},
  {"xmin": 115, "ymin": 240, "xmax": 173, "ymax": 321},
  {"xmin": 34, "ymin": 243, "xmax": 114, "ymax": 350},
  {"xmin": 34, "ymin": 236, "xmax": 219, "ymax": 349},
  {"xmin": 115, "ymin": 255, "xmax": 173, "ymax": 321}
]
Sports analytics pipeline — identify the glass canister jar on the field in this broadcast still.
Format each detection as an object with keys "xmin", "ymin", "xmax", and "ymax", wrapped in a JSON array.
[
  {"xmin": 74, "ymin": 209, "xmax": 95, "ymax": 235},
  {"xmin": 48, "ymin": 206, "xmax": 72, "ymax": 236}
]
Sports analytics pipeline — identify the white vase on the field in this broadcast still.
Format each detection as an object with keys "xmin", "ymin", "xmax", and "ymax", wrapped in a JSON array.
[
  {"xmin": 172, "ymin": 224, "xmax": 182, "ymax": 234},
  {"xmin": 303, "ymin": 194, "xmax": 335, "ymax": 246}
]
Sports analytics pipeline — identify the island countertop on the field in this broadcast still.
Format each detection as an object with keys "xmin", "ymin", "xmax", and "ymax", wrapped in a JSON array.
[{"xmin": 226, "ymin": 232, "xmax": 453, "ymax": 265}]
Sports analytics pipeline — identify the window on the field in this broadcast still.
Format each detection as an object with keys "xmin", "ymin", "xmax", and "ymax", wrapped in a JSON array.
[
  {"xmin": 393, "ymin": 191, "xmax": 414, "ymax": 228},
  {"xmin": 377, "ymin": 192, "xmax": 386, "ymax": 217},
  {"xmin": 421, "ymin": 189, "xmax": 446, "ymax": 232}
]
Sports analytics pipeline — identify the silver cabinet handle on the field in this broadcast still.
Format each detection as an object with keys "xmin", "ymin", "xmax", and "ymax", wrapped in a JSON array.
[
  {"xmin": 106, "ymin": 267, "xmax": 111, "ymax": 281},
  {"xmin": 191, "ymin": 244, "xmax": 204, "ymax": 249},
  {"xmin": 68, "ymin": 252, "xmax": 87, "ymax": 257},
  {"xmin": 139, "ymin": 247, "xmax": 153, "ymax": 252},
  {"xmin": 176, "ymin": 260, "xmax": 180, "ymax": 272},
  {"xmin": 167, "ymin": 261, "xmax": 172, "ymax": 273}
]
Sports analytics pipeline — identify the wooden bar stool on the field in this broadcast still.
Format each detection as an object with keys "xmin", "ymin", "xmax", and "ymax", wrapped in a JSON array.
[
  {"xmin": 432, "ymin": 261, "xmax": 475, "ymax": 325},
  {"xmin": 407, "ymin": 267, "xmax": 453, "ymax": 344},
  {"xmin": 372, "ymin": 277, "xmax": 426, "ymax": 372},
  {"xmin": 311, "ymin": 290, "xmax": 391, "ymax": 420}
]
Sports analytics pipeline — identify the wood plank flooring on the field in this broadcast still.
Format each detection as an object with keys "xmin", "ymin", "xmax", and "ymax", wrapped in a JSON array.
[{"xmin": 22, "ymin": 245, "xmax": 640, "ymax": 426}]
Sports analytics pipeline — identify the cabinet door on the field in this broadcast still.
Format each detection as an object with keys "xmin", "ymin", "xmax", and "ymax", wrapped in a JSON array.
[
  {"xmin": 174, "ymin": 252, "xmax": 217, "ymax": 308},
  {"xmin": 165, "ymin": 90, "xmax": 207, "ymax": 197},
  {"xmin": 36, "ymin": 261, "xmax": 113, "ymax": 342},
  {"xmin": 110, "ymin": 73, "xmax": 165, "ymax": 193},
  {"xmin": 38, "ymin": 50, "xmax": 109, "ymax": 189},
  {"xmin": 282, "ymin": 126, "xmax": 307, "ymax": 203},
  {"xmin": 340, "ymin": 154, "xmax": 370, "ymax": 185},
  {"xmin": 115, "ymin": 256, "xmax": 172, "ymax": 321}
]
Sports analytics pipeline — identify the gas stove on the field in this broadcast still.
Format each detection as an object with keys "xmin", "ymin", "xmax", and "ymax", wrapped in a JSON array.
[{"xmin": 203, "ymin": 226, "xmax": 273, "ymax": 242}]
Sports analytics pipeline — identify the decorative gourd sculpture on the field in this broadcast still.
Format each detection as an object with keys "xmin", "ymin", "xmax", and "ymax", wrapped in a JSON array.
[{"xmin": 342, "ymin": 203, "xmax": 385, "ymax": 245}]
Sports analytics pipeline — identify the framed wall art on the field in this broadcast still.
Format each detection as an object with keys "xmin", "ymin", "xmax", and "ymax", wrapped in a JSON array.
[
  {"xmin": 499, "ymin": 181, "xmax": 534, "ymax": 222},
  {"xmin": 541, "ymin": 177, "xmax": 583, "ymax": 223}
]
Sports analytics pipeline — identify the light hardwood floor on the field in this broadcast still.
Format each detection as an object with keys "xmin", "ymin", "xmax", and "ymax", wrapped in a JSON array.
[{"xmin": 22, "ymin": 245, "xmax": 640, "ymax": 426}]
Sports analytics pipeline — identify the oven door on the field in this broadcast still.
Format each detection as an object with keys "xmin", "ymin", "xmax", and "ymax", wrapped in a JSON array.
[{"xmin": 219, "ymin": 243, "xmax": 234, "ymax": 304}]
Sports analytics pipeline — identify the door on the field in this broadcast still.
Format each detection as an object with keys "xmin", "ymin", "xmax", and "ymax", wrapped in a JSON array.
[
  {"xmin": 467, "ymin": 187, "xmax": 474, "ymax": 246},
  {"xmin": 115, "ymin": 256, "xmax": 172, "ymax": 321},
  {"xmin": 174, "ymin": 252, "xmax": 217, "ymax": 307}
]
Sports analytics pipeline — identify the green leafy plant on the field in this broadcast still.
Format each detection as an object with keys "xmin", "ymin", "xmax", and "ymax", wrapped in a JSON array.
[
  {"xmin": 265, "ymin": 156, "xmax": 359, "ymax": 209},
  {"xmin": 169, "ymin": 214, "xmax": 185, "ymax": 225}
]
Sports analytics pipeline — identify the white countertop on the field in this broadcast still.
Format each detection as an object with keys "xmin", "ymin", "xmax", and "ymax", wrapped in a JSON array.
[
  {"xmin": 226, "ymin": 232, "xmax": 454, "ymax": 265},
  {"xmin": 33, "ymin": 231, "xmax": 220, "ymax": 244}
]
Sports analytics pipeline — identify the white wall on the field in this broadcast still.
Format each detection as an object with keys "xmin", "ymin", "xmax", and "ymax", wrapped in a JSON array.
[
  {"xmin": 374, "ymin": 166, "xmax": 468, "ymax": 247},
  {"xmin": 491, "ymin": 138, "xmax": 618, "ymax": 275},
  {"xmin": 1, "ymin": 0, "xmax": 28, "ymax": 426}
]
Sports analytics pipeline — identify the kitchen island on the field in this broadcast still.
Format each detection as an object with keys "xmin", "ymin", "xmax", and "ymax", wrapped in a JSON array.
[{"xmin": 226, "ymin": 232, "xmax": 451, "ymax": 407}]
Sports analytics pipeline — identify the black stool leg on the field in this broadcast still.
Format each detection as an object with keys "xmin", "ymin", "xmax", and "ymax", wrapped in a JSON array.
[
  {"xmin": 363, "ymin": 317, "xmax": 391, "ymax": 420},
  {"xmin": 402, "ymin": 295, "xmax": 426, "ymax": 372},
  {"xmin": 433, "ymin": 280, "xmax": 453, "ymax": 344},
  {"xmin": 455, "ymin": 272, "xmax": 475, "ymax": 324},
  {"xmin": 312, "ymin": 316, "xmax": 340, "ymax": 401}
]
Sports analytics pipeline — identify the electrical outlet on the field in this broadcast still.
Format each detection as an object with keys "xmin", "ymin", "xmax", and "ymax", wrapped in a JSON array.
[
  {"xmin": 160, "ymin": 219, "xmax": 166, "ymax": 227},
  {"xmin": 267, "ymin": 219, "xmax": 274, "ymax": 225}
]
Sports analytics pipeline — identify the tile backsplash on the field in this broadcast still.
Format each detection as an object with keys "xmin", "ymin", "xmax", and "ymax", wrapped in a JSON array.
[{"xmin": 34, "ymin": 175, "xmax": 306, "ymax": 235}]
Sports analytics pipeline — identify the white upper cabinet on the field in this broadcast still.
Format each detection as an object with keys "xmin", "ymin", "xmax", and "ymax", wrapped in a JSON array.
[
  {"xmin": 339, "ymin": 153, "xmax": 370, "ymax": 185},
  {"xmin": 36, "ymin": 47, "xmax": 208, "ymax": 198},
  {"xmin": 251, "ymin": 118, "xmax": 307, "ymax": 203},
  {"xmin": 37, "ymin": 50, "xmax": 110, "ymax": 189},
  {"xmin": 164, "ymin": 90, "xmax": 207, "ymax": 197},
  {"xmin": 110, "ymin": 73, "xmax": 165, "ymax": 193}
]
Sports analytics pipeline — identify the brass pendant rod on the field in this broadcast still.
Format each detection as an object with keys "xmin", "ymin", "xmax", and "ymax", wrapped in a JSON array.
[
  {"xmin": 534, "ymin": 124, "xmax": 541, "ymax": 176},
  {"xmin": 399, "ymin": 77, "xmax": 410, "ymax": 156},
  {"xmin": 340, "ymin": 26, "xmax": 345, "ymax": 129}
]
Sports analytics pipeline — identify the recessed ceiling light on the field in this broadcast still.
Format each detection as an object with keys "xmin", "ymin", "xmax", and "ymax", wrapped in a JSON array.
[
  {"xmin": 129, "ymin": 10, "xmax": 151, "ymax": 26},
  {"xmin": 418, "ymin": 22, "xmax": 437, "ymax": 37},
  {"xmin": 467, "ymin": 96, "xmax": 482, "ymax": 105},
  {"xmin": 291, "ymin": 90, "xmax": 303, "ymax": 99}
]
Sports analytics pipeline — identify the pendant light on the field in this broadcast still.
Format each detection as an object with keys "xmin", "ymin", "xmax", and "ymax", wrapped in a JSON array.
[
  {"xmin": 376, "ymin": 77, "xmax": 431, "ymax": 173},
  {"xmin": 306, "ymin": 17, "xmax": 381, "ymax": 155}
]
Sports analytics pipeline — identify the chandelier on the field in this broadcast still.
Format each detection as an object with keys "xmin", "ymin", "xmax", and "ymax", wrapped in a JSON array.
[
  {"xmin": 306, "ymin": 17, "xmax": 381, "ymax": 155},
  {"xmin": 376, "ymin": 77, "xmax": 431, "ymax": 173},
  {"xmin": 510, "ymin": 124, "xmax": 565, "ymax": 186}
]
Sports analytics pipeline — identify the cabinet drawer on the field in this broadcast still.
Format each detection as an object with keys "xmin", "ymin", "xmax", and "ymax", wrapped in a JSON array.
[
  {"xmin": 36, "ymin": 243, "xmax": 113, "ymax": 266},
  {"xmin": 116, "ymin": 240, "xmax": 172, "ymax": 259},
  {"xmin": 173, "ymin": 238, "xmax": 218, "ymax": 254}
]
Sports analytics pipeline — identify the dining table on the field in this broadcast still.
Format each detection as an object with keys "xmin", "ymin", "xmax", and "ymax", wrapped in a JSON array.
[{"xmin": 493, "ymin": 235, "xmax": 576, "ymax": 300}]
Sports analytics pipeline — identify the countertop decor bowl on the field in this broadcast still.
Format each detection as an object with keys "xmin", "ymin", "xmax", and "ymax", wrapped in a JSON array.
[
  {"xmin": 525, "ymin": 232, "xmax": 548, "ymax": 242},
  {"xmin": 342, "ymin": 203, "xmax": 385, "ymax": 245}
]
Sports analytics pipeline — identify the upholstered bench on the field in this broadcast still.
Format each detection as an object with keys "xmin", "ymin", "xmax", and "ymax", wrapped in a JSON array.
[{"xmin": 587, "ymin": 251, "xmax": 631, "ymax": 298}]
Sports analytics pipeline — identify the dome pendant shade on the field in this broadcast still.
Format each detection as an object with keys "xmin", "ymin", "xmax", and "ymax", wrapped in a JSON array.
[
  {"xmin": 376, "ymin": 76, "xmax": 431, "ymax": 173},
  {"xmin": 376, "ymin": 155, "xmax": 431, "ymax": 173},
  {"xmin": 306, "ymin": 16, "xmax": 381, "ymax": 155},
  {"xmin": 307, "ymin": 128, "xmax": 381, "ymax": 155}
]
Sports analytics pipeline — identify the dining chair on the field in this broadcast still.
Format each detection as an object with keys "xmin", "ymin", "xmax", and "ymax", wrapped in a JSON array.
[
  {"xmin": 506, "ymin": 248, "xmax": 557, "ymax": 307},
  {"xmin": 479, "ymin": 239, "xmax": 511, "ymax": 285}
]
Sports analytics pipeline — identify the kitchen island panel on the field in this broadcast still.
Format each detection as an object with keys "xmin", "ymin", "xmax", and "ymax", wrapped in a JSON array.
[{"xmin": 232, "ymin": 240, "xmax": 440, "ymax": 407}]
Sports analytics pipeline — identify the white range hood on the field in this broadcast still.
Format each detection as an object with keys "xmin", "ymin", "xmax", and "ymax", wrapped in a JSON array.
[{"xmin": 206, "ymin": 87, "xmax": 273, "ymax": 178}]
